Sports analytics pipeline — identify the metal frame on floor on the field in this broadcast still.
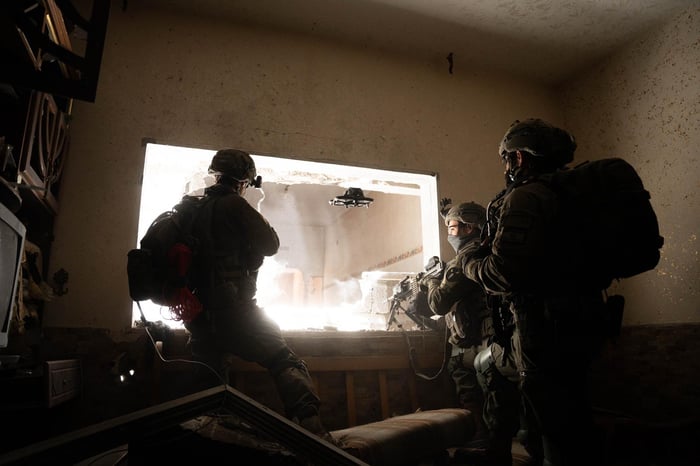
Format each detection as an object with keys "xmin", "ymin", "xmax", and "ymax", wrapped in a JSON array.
[{"xmin": 0, "ymin": 385, "xmax": 366, "ymax": 465}]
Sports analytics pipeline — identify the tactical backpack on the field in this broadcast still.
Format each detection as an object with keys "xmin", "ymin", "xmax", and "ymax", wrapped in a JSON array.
[
  {"xmin": 538, "ymin": 157, "xmax": 664, "ymax": 288},
  {"xmin": 127, "ymin": 195, "xmax": 214, "ymax": 323}
]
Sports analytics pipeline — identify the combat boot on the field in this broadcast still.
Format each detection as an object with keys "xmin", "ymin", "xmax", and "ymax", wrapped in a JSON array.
[
  {"xmin": 453, "ymin": 434, "xmax": 513, "ymax": 466},
  {"xmin": 296, "ymin": 412, "xmax": 339, "ymax": 447},
  {"xmin": 461, "ymin": 401, "xmax": 490, "ymax": 449}
]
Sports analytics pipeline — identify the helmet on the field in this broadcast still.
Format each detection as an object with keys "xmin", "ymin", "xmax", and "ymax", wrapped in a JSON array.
[
  {"xmin": 208, "ymin": 149, "xmax": 257, "ymax": 183},
  {"xmin": 444, "ymin": 202, "xmax": 486, "ymax": 226},
  {"xmin": 498, "ymin": 118, "xmax": 576, "ymax": 168}
]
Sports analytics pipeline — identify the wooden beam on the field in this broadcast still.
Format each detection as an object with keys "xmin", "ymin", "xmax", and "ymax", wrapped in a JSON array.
[
  {"xmin": 217, "ymin": 355, "xmax": 445, "ymax": 373},
  {"xmin": 408, "ymin": 371, "xmax": 419, "ymax": 412},
  {"xmin": 378, "ymin": 371, "xmax": 389, "ymax": 419},
  {"xmin": 345, "ymin": 372, "xmax": 356, "ymax": 427}
]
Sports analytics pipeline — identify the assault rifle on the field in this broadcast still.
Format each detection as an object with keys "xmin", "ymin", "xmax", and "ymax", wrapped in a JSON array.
[{"xmin": 386, "ymin": 256, "xmax": 445, "ymax": 331}]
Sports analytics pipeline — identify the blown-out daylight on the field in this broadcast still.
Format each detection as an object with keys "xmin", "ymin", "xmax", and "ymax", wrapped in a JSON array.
[{"xmin": 133, "ymin": 143, "xmax": 441, "ymax": 331}]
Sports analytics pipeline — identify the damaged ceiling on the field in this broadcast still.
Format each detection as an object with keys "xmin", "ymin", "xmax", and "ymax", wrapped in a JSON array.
[
  {"xmin": 142, "ymin": 0, "xmax": 694, "ymax": 84},
  {"xmin": 137, "ymin": 0, "xmax": 693, "ymax": 227}
]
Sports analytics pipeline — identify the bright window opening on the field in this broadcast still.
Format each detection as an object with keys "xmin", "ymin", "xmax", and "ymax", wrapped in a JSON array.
[{"xmin": 133, "ymin": 143, "xmax": 440, "ymax": 331}]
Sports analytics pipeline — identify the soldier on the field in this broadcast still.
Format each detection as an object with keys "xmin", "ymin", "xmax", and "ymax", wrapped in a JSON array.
[
  {"xmin": 460, "ymin": 119, "xmax": 606, "ymax": 466},
  {"xmin": 185, "ymin": 149, "xmax": 334, "ymax": 443},
  {"xmin": 419, "ymin": 202, "xmax": 496, "ymax": 451}
]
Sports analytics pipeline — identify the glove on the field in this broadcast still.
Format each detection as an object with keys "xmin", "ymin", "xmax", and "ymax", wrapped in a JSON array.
[
  {"xmin": 439, "ymin": 197, "xmax": 452, "ymax": 219},
  {"xmin": 424, "ymin": 255, "xmax": 444, "ymax": 272}
]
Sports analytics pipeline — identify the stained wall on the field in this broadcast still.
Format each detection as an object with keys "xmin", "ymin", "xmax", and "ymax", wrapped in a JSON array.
[
  {"xmin": 44, "ymin": 3, "xmax": 561, "ymax": 336},
  {"xmin": 561, "ymin": 7, "xmax": 699, "ymax": 324}
]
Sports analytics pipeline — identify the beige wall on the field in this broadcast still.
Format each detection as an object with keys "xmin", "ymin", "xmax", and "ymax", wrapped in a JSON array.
[
  {"xmin": 324, "ymin": 192, "xmax": 423, "ymax": 282},
  {"xmin": 46, "ymin": 3, "xmax": 562, "ymax": 336},
  {"xmin": 561, "ymin": 7, "xmax": 700, "ymax": 324}
]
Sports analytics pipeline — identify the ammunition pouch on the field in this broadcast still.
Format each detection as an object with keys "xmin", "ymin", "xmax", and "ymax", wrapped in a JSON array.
[
  {"xmin": 487, "ymin": 295, "xmax": 513, "ymax": 349},
  {"xmin": 605, "ymin": 294, "xmax": 624, "ymax": 338}
]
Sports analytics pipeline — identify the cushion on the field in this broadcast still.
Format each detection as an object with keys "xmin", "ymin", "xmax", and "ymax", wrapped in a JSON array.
[{"xmin": 331, "ymin": 408, "xmax": 475, "ymax": 465}]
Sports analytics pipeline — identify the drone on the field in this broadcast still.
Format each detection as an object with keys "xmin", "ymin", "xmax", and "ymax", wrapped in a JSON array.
[{"xmin": 329, "ymin": 187, "xmax": 374, "ymax": 208}]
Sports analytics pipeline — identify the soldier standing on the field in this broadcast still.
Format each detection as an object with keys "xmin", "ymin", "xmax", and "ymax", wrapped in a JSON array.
[{"xmin": 461, "ymin": 119, "xmax": 606, "ymax": 466}]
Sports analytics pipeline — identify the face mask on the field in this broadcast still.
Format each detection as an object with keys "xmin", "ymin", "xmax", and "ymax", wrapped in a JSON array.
[{"xmin": 447, "ymin": 234, "xmax": 470, "ymax": 253}]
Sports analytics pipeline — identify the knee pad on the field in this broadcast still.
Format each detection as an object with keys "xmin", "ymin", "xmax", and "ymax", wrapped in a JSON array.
[
  {"xmin": 474, "ymin": 345, "xmax": 496, "ymax": 375},
  {"xmin": 265, "ymin": 349, "xmax": 308, "ymax": 377}
]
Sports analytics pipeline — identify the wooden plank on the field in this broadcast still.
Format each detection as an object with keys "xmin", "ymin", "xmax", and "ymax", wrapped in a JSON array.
[
  {"xmin": 151, "ymin": 341, "xmax": 163, "ymax": 404},
  {"xmin": 408, "ymin": 370, "xmax": 419, "ymax": 412},
  {"xmin": 311, "ymin": 374, "xmax": 320, "ymax": 398},
  {"xmin": 378, "ymin": 371, "xmax": 389, "ymax": 419},
  {"xmin": 346, "ymin": 372, "xmax": 357, "ymax": 427},
  {"xmin": 220, "ymin": 355, "xmax": 444, "ymax": 373}
]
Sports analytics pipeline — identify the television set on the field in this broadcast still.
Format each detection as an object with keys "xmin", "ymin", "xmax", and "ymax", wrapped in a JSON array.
[{"xmin": 0, "ymin": 201, "xmax": 25, "ymax": 349}]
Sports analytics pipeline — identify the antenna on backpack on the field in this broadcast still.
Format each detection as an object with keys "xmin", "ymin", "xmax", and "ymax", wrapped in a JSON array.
[{"xmin": 135, "ymin": 301, "xmax": 149, "ymax": 326}]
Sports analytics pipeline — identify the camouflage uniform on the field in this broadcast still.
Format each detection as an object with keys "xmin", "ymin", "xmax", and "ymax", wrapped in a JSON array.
[
  {"xmin": 424, "ymin": 249, "xmax": 493, "ymax": 425},
  {"xmin": 474, "ymin": 339, "xmax": 527, "ymax": 455},
  {"xmin": 462, "ymin": 143, "xmax": 606, "ymax": 465},
  {"xmin": 185, "ymin": 173, "xmax": 322, "ymax": 425}
]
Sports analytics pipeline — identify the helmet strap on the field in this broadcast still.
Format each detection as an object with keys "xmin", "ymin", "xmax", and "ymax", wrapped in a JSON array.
[{"xmin": 503, "ymin": 152, "xmax": 519, "ymax": 184}]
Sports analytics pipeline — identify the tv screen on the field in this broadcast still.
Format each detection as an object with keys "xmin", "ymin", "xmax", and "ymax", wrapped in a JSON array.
[{"xmin": 0, "ymin": 202, "xmax": 25, "ymax": 349}]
